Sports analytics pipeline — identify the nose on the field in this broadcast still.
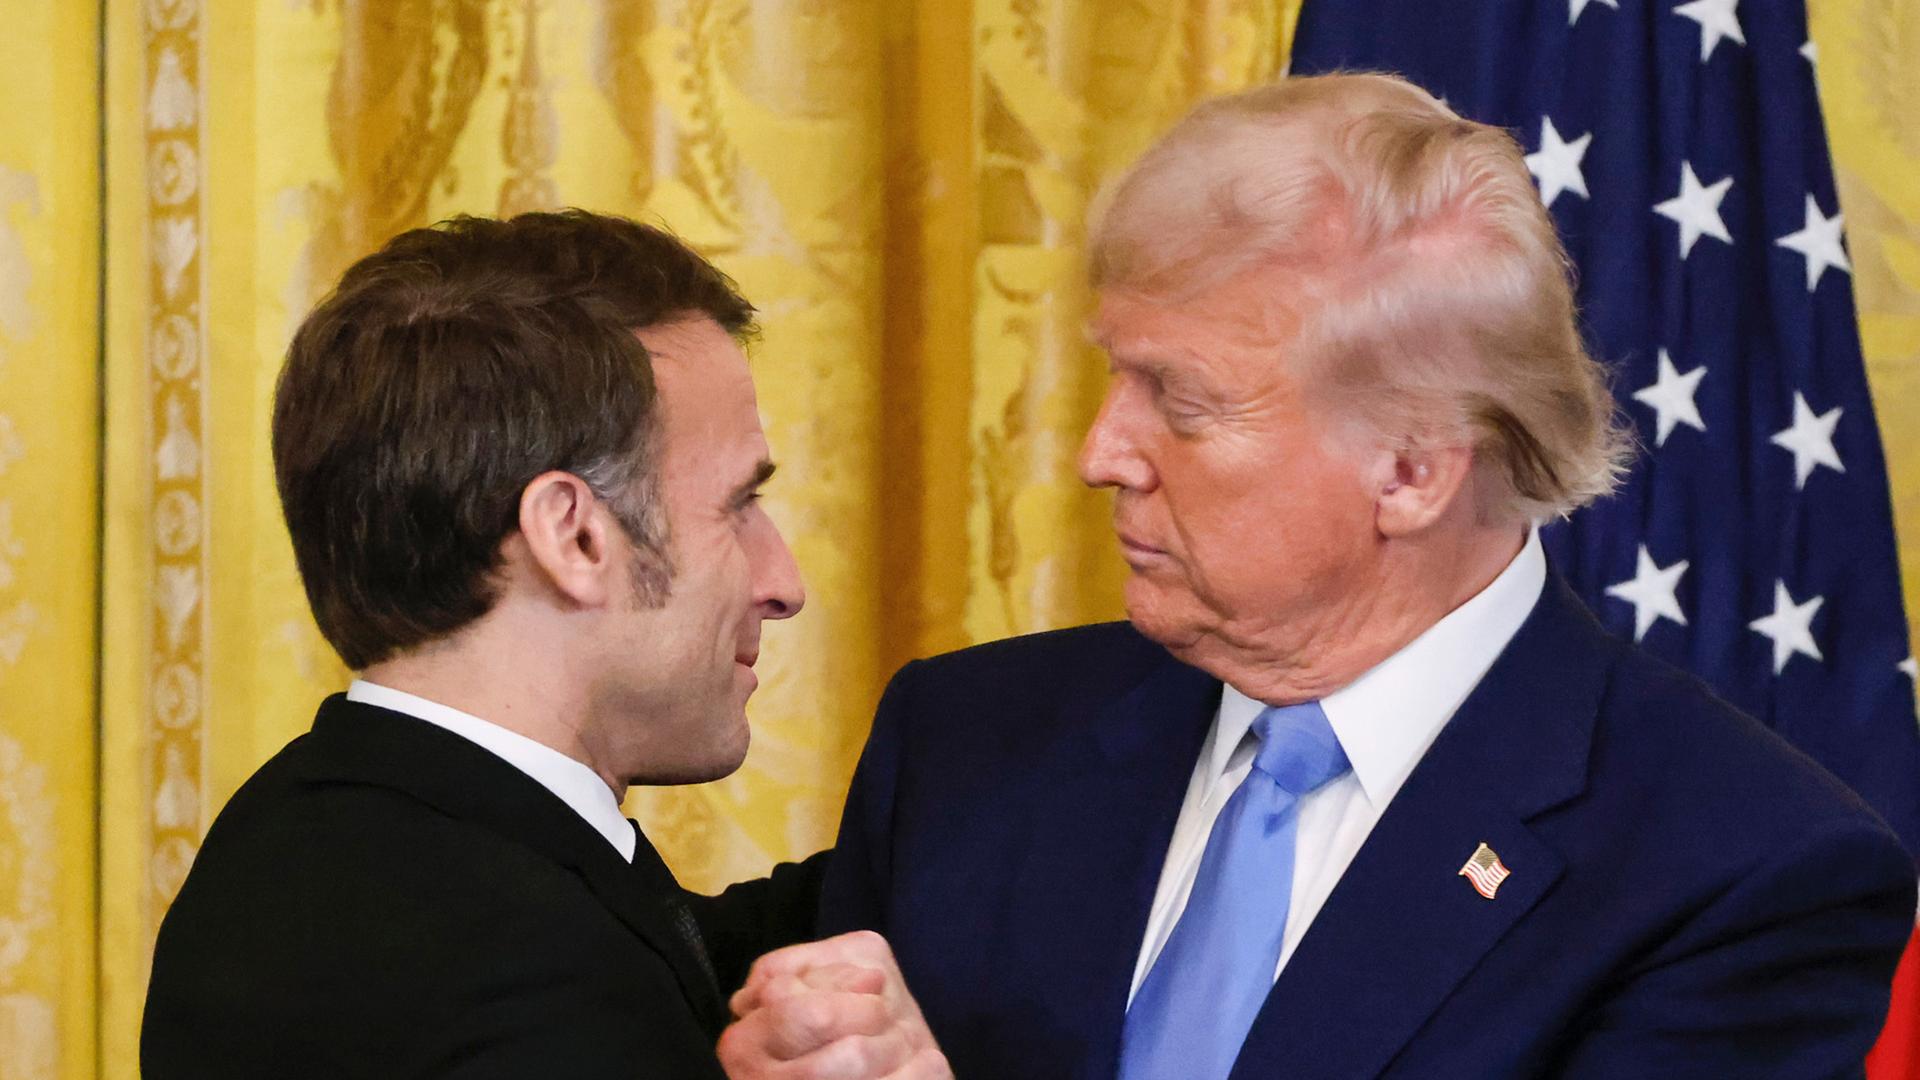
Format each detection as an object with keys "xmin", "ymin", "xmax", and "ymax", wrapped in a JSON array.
[
  {"xmin": 751, "ymin": 514, "xmax": 806, "ymax": 620},
  {"xmin": 1077, "ymin": 383, "xmax": 1156, "ymax": 492}
]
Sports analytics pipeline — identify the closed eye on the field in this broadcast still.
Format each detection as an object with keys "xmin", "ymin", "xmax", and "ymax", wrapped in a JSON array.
[
  {"xmin": 1147, "ymin": 380, "xmax": 1212, "ymax": 431},
  {"xmin": 730, "ymin": 460, "xmax": 776, "ymax": 511}
]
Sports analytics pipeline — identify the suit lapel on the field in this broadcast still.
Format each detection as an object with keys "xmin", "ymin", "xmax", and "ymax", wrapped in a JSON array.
[
  {"xmin": 302, "ymin": 697, "xmax": 728, "ymax": 1033},
  {"xmin": 997, "ymin": 650, "xmax": 1221, "ymax": 1080},
  {"xmin": 1234, "ymin": 782, "xmax": 1564, "ymax": 1080},
  {"xmin": 627, "ymin": 823, "xmax": 726, "ymax": 1013},
  {"xmin": 1232, "ymin": 578, "xmax": 1616, "ymax": 1080}
]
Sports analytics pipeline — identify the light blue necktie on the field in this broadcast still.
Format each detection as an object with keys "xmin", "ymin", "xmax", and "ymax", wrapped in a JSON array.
[{"xmin": 1118, "ymin": 701, "xmax": 1351, "ymax": 1080}]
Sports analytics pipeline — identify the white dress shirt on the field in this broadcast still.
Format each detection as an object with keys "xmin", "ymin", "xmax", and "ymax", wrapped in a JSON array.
[
  {"xmin": 1127, "ymin": 530, "xmax": 1546, "ymax": 1002},
  {"xmin": 346, "ymin": 679, "xmax": 637, "ymax": 863}
]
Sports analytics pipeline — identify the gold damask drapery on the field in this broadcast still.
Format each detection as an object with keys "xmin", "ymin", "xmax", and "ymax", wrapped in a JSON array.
[{"xmin": 1, "ymin": 2, "xmax": 1917, "ymax": 1077}]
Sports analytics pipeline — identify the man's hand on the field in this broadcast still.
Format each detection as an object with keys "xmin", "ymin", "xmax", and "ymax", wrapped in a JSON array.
[{"xmin": 716, "ymin": 930, "xmax": 952, "ymax": 1080}]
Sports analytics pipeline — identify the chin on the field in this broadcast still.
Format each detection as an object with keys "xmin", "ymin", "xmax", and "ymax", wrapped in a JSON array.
[
  {"xmin": 627, "ymin": 717, "xmax": 751, "ymax": 786},
  {"xmin": 705, "ymin": 715, "xmax": 752, "ymax": 777},
  {"xmin": 686, "ymin": 721, "xmax": 750, "ymax": 783},
  {"xmin": 636, "ymin": 754, "xmax": 744, "ymax": 787},
  {"xmin": 1124, "ymin": 579, "xmax": 1208, "ymax": 653},
  {"xmin": 714, "ymin": 725, "xmax": 751, "ymax": 776}
]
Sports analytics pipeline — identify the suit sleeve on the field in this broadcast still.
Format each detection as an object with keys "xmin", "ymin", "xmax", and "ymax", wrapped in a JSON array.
[
  {"xmin": 684, "ymin": 850, "xmax": 832, "ymax": 995},
  {"xmin": 431, "ymin": 980, "xmax": 720, "ymax": 1080},
  {"xmin": 815, "ymin": 659, "xmax": 919, "ymax": 938},
  {"xmin": 426, "ymin": 906, "xmax": 731, "ymax": 1080},
  {"xmin": 1551, "ymin": 821, "xmax": 1918, "ymax": 1079}
]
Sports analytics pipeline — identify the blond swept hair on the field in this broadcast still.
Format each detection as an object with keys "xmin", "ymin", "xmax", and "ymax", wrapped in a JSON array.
[{"xmin": 1089, "ymin": 72, "xmax": 1632, "ymax": 522}]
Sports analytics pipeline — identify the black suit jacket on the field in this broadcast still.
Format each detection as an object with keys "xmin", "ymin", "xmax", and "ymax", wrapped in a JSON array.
[{"xmin": 142, "ymin": 695, "xmax": 823, "ymax": 1078}]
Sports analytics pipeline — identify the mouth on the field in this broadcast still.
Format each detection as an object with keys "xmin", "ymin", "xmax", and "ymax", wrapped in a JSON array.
[
  {"xmin": 734, "ymin": 653, "xmax": 760, "ymax": 695},
  {"xmin": 1114, "ymin": 527, "xmax": 1173, "ymax": 573}
]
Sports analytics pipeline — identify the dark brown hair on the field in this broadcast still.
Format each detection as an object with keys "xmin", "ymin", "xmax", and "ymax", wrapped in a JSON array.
[{"xmin": 272, "ymin": 210, "xmax": 754, "ymax": 670}]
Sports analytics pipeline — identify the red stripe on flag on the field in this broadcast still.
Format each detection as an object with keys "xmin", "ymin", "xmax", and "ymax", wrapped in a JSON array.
[{"xmin": 1867, "ymin": 923, "xmax": 1920, "ymax": 1080}]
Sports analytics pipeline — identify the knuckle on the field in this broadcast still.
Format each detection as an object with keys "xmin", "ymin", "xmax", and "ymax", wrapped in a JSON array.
[
  {"xmin": 764, "ymin": 973, "xmax": 809, "ymax": 1004},
  {"xmin": 814, "ymin": 962, "xmax": 860, "ymax": 987},
  {"xmin": 786, "ymin": 994, "xmax": 839, "ymax": 1043},
  {"xmin": 752, "ymin": 939, "xmax": 817, "ymax": 980},
  {"xmin": 813, "ymin": 1034, "xmax": 870, "ymax": 1075},
  {"xmin": 850, "ymin": 996, "xmax": 890, "ymax": 1036}
]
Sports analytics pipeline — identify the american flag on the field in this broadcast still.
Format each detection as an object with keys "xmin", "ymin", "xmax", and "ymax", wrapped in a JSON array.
[
  {"xmin": 1289, "ymin": 0, "xmax": 1920, "ymax": 1070},
  {"xmin": 1459, "ymin": 842, "xmax": 1513, "ymax": 900}
]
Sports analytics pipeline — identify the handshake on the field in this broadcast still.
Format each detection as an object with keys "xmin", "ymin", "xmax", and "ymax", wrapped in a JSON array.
[{"xmin": 719, "ymin": 931, "xmax": 953, "ymax": 1080}]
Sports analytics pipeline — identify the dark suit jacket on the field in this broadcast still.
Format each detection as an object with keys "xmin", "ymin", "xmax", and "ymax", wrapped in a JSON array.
[
  {"xmin": 142, "ymin": 695, "xmax": 823, "ymax": 1079},
  {"xmin": 820, "ymin": 577, "xmax": 1919, "ymax": 1079}
]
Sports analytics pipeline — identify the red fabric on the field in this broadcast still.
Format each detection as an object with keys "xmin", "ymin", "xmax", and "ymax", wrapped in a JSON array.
[{"xmin": 1869, "ymin": 925, "xmax": 1920, "ymax": 1079}]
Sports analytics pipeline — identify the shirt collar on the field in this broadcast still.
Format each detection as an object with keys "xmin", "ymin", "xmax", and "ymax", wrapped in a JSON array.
[
  {"xmin": 1212, "ymin": 528, "xmax": 1546, "ymax": 807},
  {"xmin": 345, "ymin": 679, "xmax": 637, "ymax": 862}
]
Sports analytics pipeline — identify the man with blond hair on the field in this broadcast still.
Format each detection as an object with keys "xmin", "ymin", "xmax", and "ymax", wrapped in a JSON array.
[{"xmin": 726, "ymin": 73, "xmax": 1917, "ymax": 1079}]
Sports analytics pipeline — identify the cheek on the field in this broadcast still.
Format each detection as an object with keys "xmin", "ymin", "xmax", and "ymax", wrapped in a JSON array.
[
  {"xmin": 1165, "ymin": 441, "xmax": 1374, "ymax": 598},
  {"xmin": 1157, "ymin": 436, "xmax": 1298, "ymax": 552},
  {"xmin": 665, "ymin": 525, "xmax": 746, "ymax": 617}
]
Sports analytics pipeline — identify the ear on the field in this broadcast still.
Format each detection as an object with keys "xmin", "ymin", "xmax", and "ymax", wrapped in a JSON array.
[
  {"xmin": 1374, "ymin": 443, "xmax": 1476, "ymax": 538},
  {"xmin": 512, "ymin": 471, "xmax": 619, "ymax": 608}
]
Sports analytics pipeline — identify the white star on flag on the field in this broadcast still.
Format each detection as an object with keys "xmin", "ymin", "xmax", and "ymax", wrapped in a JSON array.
[
  {"xmin": 1654, "ymin": 162, "xmax": 1733, "ymax": 259},
  {"xmin": 1770, "ymin": 392, "xmax": 1845, "ymax": 490},
  {"xmin": 1901, "ymin": 657, "xmax": 1918, "ymax": 681},
  {"xmin": 1749, "ymin": 580, "xmax": 1824, "ymax": 675},
  {"xmin": 1526, "ymin": 117, "xmax": 1592, "ymax": 209},
  {"xmin": 1675, "ymin": 0, "xmax": 1745, "ymax": 62},
  {"xmin": 1775, "ymin": 194, "xmax": 1851, "ymax": 292},
  {"xmin": 1606, "ymin": 545, "xmax": 1690, "ymax": 642},
  {"xmin": 1632, "ymin": 349, "xmax": 1707, "ymax": 446},
  {"xmin": 1569, "ymin": 0, "xmax": 1619, "ymax": 26},
  {"xmin": 1799, "ymin": 40, "xmax": 1818, "ymax": 66}
]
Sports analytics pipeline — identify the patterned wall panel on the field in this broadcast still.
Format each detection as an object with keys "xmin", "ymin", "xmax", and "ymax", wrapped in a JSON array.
[
  {"xmin": 141, "ymin": 0, "xmax": 209, "ymax": 948},
  {"xmin": 0, "ymin": 5, "xmax": 100, "ymax": 1080}
]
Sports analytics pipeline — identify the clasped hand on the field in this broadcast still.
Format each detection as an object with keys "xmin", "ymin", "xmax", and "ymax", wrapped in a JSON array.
[{"xmin": 718, "ymin": 930, "xmax": 953, "ymax": 1080}]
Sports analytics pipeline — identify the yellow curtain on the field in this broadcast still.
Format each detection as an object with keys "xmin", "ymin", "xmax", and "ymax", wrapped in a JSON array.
[
  {"xmin": 1, "ymin": 1, "xmax": 1915, "ymax": 1077},
  {"xmin": 1813, "ymin": 0, "xmax": 1920, "ymax": 630},
  {"xmin": 0, "ymin": 4, "xmax": 102, "ymax": 1078}
]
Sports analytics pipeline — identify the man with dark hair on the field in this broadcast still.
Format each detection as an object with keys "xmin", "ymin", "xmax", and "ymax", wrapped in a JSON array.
[{"xmin": 140, "ymin": 210, "xmax": 941, "ymax": 1079}]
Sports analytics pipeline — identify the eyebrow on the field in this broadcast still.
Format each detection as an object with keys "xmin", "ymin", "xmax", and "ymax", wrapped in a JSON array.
[
  {"xmin": 1120, "ymin": 356, "xmax": 1182, "ymax": 383},
  {"xmin": 731, "ymin": 459, "xmax": 776, "ymax": 504},
  {"xmin": 1097, "ymin": 331, "xmax": 1193, "ymax": 378},
  {"xmin": 1108, "ymin": 348, "xmax": 1208, "ymax": 396}
]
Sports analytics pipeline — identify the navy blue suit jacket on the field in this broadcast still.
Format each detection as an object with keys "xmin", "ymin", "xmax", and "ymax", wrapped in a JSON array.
[{"xmin": 820, "ymin": 578, "xmax": 1917, "ymax": 1078}]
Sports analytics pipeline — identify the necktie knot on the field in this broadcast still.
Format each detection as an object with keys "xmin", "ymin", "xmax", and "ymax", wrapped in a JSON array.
[{"xmin": 1250, "ymin": 701, "xmax": 1349, "ymax": 795}]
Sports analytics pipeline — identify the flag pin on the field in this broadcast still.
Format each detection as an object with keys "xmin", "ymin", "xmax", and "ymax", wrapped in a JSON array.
[{"xmin": 1458, "ymin": 842, "xmax": 1511, "ymax": 900}]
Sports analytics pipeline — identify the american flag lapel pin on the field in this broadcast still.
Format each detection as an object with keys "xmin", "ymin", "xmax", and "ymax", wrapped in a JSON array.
[{"xmin": 1458, "ymin": 842, "xmax": 1511, "ymax": 900}]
